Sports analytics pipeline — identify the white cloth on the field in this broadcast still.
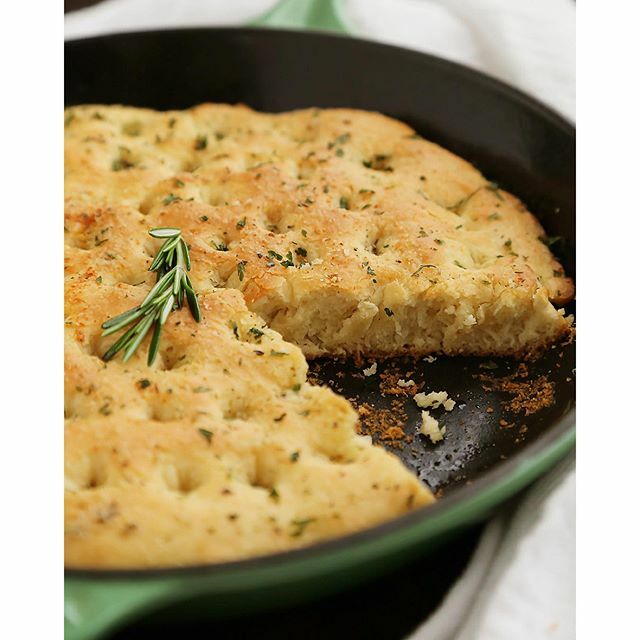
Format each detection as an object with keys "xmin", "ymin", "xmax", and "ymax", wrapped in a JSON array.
[
  {"xmin": 410, "ymin": 458, "xmax": 575, "ymax": 640},
  {"xmin": 65, "ymin": 2, "xmax": 576, "ymax": 639},
  {"xmin": 342, "ymin": 0, "xmax": 575, "ymax": 119}
]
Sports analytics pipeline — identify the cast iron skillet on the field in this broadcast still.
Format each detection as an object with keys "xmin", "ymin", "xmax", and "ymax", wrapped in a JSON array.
[{"xmin": 64, "ymin": 26, "xmax": 575, "ymax": 640}]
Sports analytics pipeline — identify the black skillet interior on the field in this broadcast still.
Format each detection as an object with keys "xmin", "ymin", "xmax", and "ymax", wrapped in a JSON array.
[{"xmin": 65, "ymin": 27, "xmax": 575, "ymax": 499}]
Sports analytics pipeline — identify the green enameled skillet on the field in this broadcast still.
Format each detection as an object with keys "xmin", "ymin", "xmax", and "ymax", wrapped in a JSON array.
[{"xmin": 64, "ymin": 12, "xmax": 575, "ymax": 640}]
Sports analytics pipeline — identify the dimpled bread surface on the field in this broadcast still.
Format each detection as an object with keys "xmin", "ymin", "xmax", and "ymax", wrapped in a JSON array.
[{"xmin": 64, "ymin": 104, "xmax": 572, "ymax": 568}]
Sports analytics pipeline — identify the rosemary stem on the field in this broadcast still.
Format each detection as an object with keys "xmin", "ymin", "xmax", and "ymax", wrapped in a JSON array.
[{"xmin": 100, "ymin": 228, "xmax": 201, "ymax": 365}]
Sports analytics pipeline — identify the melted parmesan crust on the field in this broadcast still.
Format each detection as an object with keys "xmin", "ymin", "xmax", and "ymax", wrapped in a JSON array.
[{"xmin": 64, "ymin": 104, "xmax": 573, "ymax": 568}]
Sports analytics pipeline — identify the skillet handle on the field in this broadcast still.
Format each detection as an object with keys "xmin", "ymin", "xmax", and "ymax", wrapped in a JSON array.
[
  {"xmin": 251, "ymin": 0, "xmax": 349, "ymax": 33},
  {"xmin": 64, "ymin": 578, "xmax": 176, "ymax": 640}
]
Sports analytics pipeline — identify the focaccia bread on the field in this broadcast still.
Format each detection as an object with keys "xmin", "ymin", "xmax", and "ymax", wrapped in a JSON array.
[
  {"xmin": 64, "ymin": 277, "xmax": 432, "ymax": 567},
  {"xmin": 65, "ymin": 103, "xmax": 573, "ymax": 358},
  {"xmin": 64, "ymin": 103, "xmax": 573, "ymax": 568}
]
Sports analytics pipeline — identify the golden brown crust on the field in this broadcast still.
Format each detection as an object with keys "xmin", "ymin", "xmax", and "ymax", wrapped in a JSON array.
[
  {"xmin": 64, "ymin": 103, "xmax": 573, "ymax": 567},
  {"xmin": 65, "ymin": 104, "xmax": 573, "ymax": 358},
  {"xmin": 64, "ymin": 279, "xmax": 433, "ymax": 567}
]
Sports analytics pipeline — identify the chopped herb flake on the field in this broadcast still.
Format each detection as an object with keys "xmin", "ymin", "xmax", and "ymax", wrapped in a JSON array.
[
  {"xmin": 539, "ymin": 235, "xmax": 563, "ymax": 248},
  {"xmin": 486, "ymin": 182, "xmax": 504, "ymax": 200},
  {"xmin": 99, "ymin": 404, "xmax": 112, "ymax": 416},
  {"xmin": 411, "ymin": 264, "xmax": 435, "ymax": 277},
  {"xmin": 291, "ymin": 518, "xmax": 316, "ymax": 537},
  {"xmin": 194, "ymin": 135, "xmax": 208, "ymax": 150},
  {"xmin": 111, "ymin": 157, "xmax": 134, "ymax": 172},
  {"xmin": 123, "ymin": 121, "xmax": 142, "ymax": 136},
  {"xmin": 163, "ymin": 193, "xmax": 181, "ymax": 205},
  {"xmin": 280, "ymin": 251, "xmax": 294, "ymax": 268}
]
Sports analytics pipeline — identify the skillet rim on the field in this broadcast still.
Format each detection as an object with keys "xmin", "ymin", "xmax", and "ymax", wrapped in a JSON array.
[
  {"xmin": 64, "ymin": 26, "xmax": 575, "ymax": 579},
  {"xmin": 64, "ymin": 26, "xmax": 575, "ymax": 131}
]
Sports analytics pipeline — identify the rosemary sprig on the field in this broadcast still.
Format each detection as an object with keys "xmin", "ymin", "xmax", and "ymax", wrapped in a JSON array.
[{"xmin": 101, "ymin": 227, "xmax": 201, "ymax": 365}]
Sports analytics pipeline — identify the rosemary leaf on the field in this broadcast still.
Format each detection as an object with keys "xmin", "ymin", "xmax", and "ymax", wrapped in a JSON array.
[
  {"xmin": 101, "ymin": 306, "xmax": 146, "ymax": 336},
  {"xmin": 148, "ymin": 250, "xmax": 166, "ymax": 272},
  {"xmin": 122, "ymin": 314, "xmax": 155, "ymax": 362},
  {"xmin": 175, "ymin": 240, "xmax": 186, "ymax": 269},
  {"xmin": 102, "ymin": 322, "xmax": 140, "ymax": 361},
  {"xmin": 180, "ymin": 238, "xmax": 191, "ymax": 271},
  {"xmin": 161, "ymin": 234, "xmax": 181, "ymax": 253},
  {"xmin": 181, "ymin": 271, "xmax": 195, "ymax": 293},
  {"xmin": 185, "ymin": 286, "xmax": 201, "ymax": 322},
  {"xmin": 173, "ymin": 266, "xmax": 182, "ymax": 295},
  {"xmin": 149, "ymin": 227, "xmax": 180, "ymax": 238},
  {"xmin": 150, "ymin": 287, "xmax": 173, "ymax": 308},
  {"xmin": 160, "ymin": 294, "xmax": 175, "ymax": 324},
  {"xmin": 147, "ymin": 320, "xmax": 163, "ymax": 365},
  {"xmin": 141, "ymin": 269, "xmax": 175, "ymax": 307},
  {"xmin": 101, "ymin": 306, "xmax": 143, "ymax": 331}
]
